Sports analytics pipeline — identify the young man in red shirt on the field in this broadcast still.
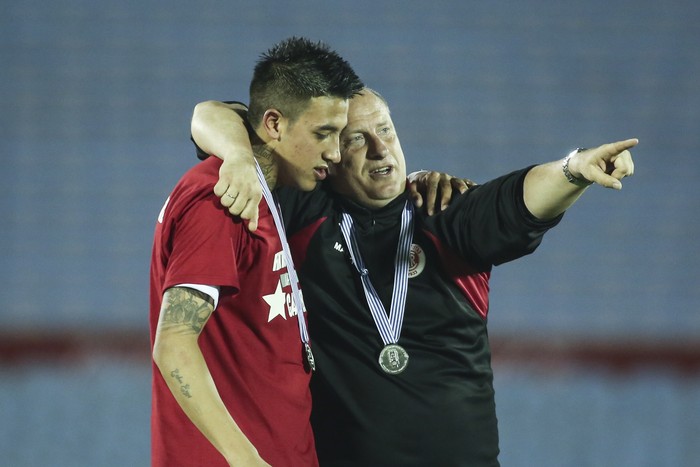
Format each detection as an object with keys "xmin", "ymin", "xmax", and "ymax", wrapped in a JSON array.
[{"xmin": 149, "ymin": 37, "xmax": 362, "ymax": 467}]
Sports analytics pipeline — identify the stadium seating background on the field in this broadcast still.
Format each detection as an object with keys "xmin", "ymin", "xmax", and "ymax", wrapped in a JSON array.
[{"xmin": 2, "ymin": 1, "xmax": 698, "ymax": 465}]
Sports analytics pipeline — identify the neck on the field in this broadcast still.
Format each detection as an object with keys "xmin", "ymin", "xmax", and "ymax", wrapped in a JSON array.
[
  {"xmin": 338, "ymin": 191, "xmax": 407, "ymax": 216},
  {"xmin": 251, "ymin": 140, "xmax": 278, "ymax": 190}
]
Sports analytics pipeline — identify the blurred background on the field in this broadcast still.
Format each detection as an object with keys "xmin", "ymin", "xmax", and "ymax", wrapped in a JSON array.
[{"xmin": 2, "ymin": 0, "xmax": 699, "ymax": 465}]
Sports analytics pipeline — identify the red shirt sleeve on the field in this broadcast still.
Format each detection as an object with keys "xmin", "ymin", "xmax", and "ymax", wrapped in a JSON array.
[{"xmin": 162, "ymin": 193, "xmax": 242, "ymax": 293}]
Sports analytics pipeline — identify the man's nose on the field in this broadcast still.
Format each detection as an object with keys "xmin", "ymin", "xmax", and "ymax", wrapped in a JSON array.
[
  {"xmin": 323, "ymin": 146, "xmax": 341, "ymax": 164},
  {"xmin": 367, "ymin": 136, "xmax": 389, "ymax": 159}
]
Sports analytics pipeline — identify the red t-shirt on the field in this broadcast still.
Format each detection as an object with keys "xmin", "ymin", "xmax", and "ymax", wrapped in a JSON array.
[{"xmin": 149, "ymin": 157, "xmax": 317, "ymax": 467}]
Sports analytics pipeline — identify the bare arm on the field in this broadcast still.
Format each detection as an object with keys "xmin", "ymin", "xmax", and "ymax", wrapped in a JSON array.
[
  {"xmin": 153, "ymin": 287, "xmax": 271, "ymax": 466},
  {"xmin": 523, "ymin": 138, "xmax": 637, "ymax": 220},
  {"xmin": 191, "ymin": 101, "xmax": 261, "ymax": 230}
]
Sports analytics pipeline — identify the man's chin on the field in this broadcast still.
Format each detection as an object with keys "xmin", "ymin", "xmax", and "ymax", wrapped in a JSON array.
[
  {"xmin": 374, "ymin": 185, "xmax": 405, "ymax": 200},
  {"xmin": 297, "ymin": 179, "xmax": 321, "ymax": 192}
]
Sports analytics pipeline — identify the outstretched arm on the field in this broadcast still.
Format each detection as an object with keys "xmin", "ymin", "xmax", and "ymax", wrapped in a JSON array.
[
  {"xmin": 191, "ymin": 101, "xmax": 262, "ymax": 230},
  {"xmin": 524, "ymin": 138, "xmax": 637, "ymax": 220},
  {"xmin": 153, "ymin": 287, "xmax": 271, "ymax": 466}
]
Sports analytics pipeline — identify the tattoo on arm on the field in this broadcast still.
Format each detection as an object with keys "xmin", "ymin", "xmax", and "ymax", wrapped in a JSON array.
[
  {"xmin": 162, "ymin": 287, "xmax": 214, "ymax": 334},
  {"xmin": 157, "ymin": 288, "xmax": 214, "ymax": 401},
  {"xmin": 169, "ymin": 369, "xmax": 192, "ymax": 398}
]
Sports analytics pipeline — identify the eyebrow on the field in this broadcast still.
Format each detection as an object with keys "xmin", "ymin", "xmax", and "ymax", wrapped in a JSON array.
[
  {"xmin": 342, "ymin": 120, "xmax": 390, "ymax": 134},
  {"xmin": 316, "ymin": 124, "xmax": 341, "ymax": 132}
]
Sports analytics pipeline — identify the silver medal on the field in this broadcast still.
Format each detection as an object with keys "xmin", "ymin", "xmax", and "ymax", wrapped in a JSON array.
[
  {"xmin": 340, "ymin": 204, "xmax": 415, "ymax": 377},
  {"xmin": 378, "ymin": 344, "xmax": 409, "ymax": 374},
  {"xmin": 304, "ymin": 342, "xmax": 316, "ymax": 372}
]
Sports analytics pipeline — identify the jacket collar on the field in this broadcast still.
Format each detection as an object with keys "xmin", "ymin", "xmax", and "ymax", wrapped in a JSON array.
[{"xmin": 332, "ymin": 189, "xmax": 410, "ymax": 230}]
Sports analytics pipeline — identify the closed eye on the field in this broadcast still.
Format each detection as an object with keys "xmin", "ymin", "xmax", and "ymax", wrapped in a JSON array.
[{"xmin": 342, "ymin": 134, "xmax": 365, "ymax": 148}]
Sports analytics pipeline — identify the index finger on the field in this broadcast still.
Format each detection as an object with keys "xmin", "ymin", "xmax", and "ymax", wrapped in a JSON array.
[
  {"xmin": 605, "ymin": 138, "xmax": 639, "ymax": 156},
  {"xmin": 425, "ymin": 172, "xmax": 441, "ymax": 215}
]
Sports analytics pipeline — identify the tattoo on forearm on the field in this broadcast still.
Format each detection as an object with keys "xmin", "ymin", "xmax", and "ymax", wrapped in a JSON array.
[
  {"xmin": 162, "ymin": 287, "xmax": 213, "ymax": 333},
  {"xmin": 170, "ymin": 369, "xmax": 192, "ymax": 398}
]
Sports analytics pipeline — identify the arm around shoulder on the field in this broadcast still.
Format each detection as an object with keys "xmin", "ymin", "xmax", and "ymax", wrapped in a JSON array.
[
  {"xmin": 192, "ymin": 101, "xmax": 252, "ymax": 161},
  {"xmin": 191, "ymin": 100, "xmax": 262, "ymax": 230}
]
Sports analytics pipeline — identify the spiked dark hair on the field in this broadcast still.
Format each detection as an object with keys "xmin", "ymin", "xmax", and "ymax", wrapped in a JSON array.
[{"xmin": 248, "ymin": 36, "xmax": 364, "ymax": 128}]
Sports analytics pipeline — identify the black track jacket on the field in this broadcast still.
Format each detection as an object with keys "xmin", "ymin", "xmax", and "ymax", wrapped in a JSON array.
[{"xmin": 277, "ymin": 167, "xmax": 561, "ymax": 467}]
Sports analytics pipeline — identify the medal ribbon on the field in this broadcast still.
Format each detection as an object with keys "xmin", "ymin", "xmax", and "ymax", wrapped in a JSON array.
[
  {"xmin": 254, "ymin": 161, "xmax": 311, "ymax": 349},
  {"xmin": 339, "ymin": 202, "xmax": 414, "ymax": 346}
]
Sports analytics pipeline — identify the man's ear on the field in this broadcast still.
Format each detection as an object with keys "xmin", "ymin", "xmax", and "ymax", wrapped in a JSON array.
[{"xmin": 261, "ymin": 109, "xmax": 285, "ymax": 140}]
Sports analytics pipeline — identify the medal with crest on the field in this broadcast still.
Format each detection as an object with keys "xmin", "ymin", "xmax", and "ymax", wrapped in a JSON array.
[{"xmin": 340, "ymin": 203, "xmax": 414, "ymax": 375}]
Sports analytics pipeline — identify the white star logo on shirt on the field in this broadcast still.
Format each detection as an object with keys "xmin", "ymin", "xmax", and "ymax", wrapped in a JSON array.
[{"xmin": 263, "ymin": 280, "xmax": 287, "ymax": 322}]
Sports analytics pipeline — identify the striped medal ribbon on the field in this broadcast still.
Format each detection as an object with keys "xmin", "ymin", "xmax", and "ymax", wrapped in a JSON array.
[
  {"xmin": 254, "ymin": 161, "xmax": 315, "ymax": 372},
  {"xmin": 339, "ymin": 202, "xmax": 414, "ymax": 374}
]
